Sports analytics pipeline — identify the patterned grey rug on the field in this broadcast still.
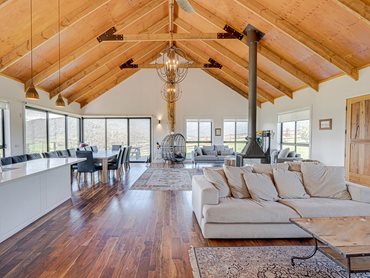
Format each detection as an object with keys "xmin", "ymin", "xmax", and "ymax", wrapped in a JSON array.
[
  {"xmin": 189, "ymin": 246, "xmax": 370, "ymax": 278},
  {"xmin": 130, "ymin": 167, "xmax": 202, "ymax": 191}
]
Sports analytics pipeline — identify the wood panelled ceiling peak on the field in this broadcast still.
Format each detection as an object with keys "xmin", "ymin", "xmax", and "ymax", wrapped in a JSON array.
[{"xmin": 0, "ymin": 0, "xmax": 368, "ymax": 107}]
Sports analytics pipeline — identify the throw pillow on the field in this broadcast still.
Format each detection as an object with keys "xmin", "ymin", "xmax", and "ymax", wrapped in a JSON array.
[
  {"xmin": 221, "ymin": 148, "xmax": 234, "ymax": 156},
  {"xmin": 223, "ymin": 165, "xmax": 253, "ymax": 198},
  {"xmin": 287, "ymin": 162, "xmax": 302, "ymax": 172},
  {"xmin": 196, "ymin": 147, "xmax": 203, "ymax": 156},
  {"xmin": 243, "ymin": 172, "xmax": 279, "ymax": 201},
  {"xmin": 273, "ymin": 168, "xmax": 310, "ymax": 199},
  {"xmin": 301, "ymin": 164, "xmax": 351, "ymax": 200},
  {"xmin": 287, "ymin": 151, "xmax": 296, "ymax": 158},
  {"xmin": 203, "ymin": 167, "xmax": 231, "ymax": 198},
  {"xmin": 278, "ymin": 148, "xmax": 290, "ymax": 159},
  {"xmin": 252, "ymin": 163, "xmax": 289, "ymax": 176}
]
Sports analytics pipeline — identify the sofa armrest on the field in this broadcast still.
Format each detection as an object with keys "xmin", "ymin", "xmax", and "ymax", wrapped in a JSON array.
[
  {"xmin": 192, "ymin": 175, "xmax": 219, "ymax": 224},
  {"xmin": 347, "ymin": 182, "xmax": 370, "ymax": 203}
]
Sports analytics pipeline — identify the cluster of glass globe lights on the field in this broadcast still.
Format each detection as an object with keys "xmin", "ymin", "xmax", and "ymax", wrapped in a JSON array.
[{"xmin": 156, "ymin": 46, "xmax": 189, "ymax": 103}]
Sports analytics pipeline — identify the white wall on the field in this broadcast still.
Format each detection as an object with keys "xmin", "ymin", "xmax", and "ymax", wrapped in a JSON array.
[
  {"xmin": 0, "ymin": 76, "xmax": 82, "ymax": 155},
  {"xmin": 260, "ymin": 67, "xmax": 370, "ymax": 166},
  {"xmin": 83, "ymin": 69, "xmax": 252, "ymax": 149}
]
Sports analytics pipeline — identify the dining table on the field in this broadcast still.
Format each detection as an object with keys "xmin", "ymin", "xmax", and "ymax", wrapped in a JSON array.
[{"xmin": 92, "ymin": 150, "xmax": 119, "ymax": 183}]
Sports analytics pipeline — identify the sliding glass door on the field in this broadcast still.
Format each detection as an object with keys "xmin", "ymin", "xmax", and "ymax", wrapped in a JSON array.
[
  {"xmin": 129, "ymin": 119, "xmax": 150, "ymax": 162},
  {"xmin": 48, "ymin": 113, "xmax": 66, "ymax": 151},
  {"xmin": 25, "ymin": 109, "xmax": 47, "ymax": 153},
  {"xmin": 82, "ymin": 117, "xmax": 151, "ymax": 162}
]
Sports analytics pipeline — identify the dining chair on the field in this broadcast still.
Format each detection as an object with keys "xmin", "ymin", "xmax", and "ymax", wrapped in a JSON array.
[
  {"xmin": 108, "ymin": 147, "xmax": 125, "ymax": 180},
  {"xmin": 1, "ymin": 157, "xmax": 12, "ymax": 166},
  {"xmin": 111, "ymin": 144, "xmax": 122, "ymax": 151},
  {"xmin": 26, "ymin": 153, "xmax": 42, "ymax": 160},
  {"xmin": 76, "ymin": 151, "xmax": 102, "ymax": 187},
  {"xmin": 67, "ymin": 148, "xmax": 77, "ymax": 157},
  {"xmin": 43, "ymin": 151, "xmax": 59, "ymax": 158},
  {"xmin": 57, "ymin": 150, "xmax": 70, "ymax": 158},
  {"xmin": 123, "ymin": 146, "xmax": 132, "ymax": 171},
  {"xmin": 11, "ymin": 155, "xmax": 27, "ymax": 164}
]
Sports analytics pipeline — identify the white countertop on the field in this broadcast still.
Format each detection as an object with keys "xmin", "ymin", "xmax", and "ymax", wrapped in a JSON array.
[{"xmin": 0, "ymin": 158, "xmax": 85, "ymax": 185}]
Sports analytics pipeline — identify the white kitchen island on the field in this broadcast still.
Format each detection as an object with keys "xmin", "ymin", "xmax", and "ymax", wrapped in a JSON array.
[{"xmin": 0, "ymin": 158, "xmax": 84, "ymax": 243}]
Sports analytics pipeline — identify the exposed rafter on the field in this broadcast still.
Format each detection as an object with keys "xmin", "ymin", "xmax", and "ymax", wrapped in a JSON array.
[
  {"xmin": 0, "ymin": 0, "xmax": 111, "ymax": 72},
  {"xmin": 233, "ymin": 0, "xmax": 359, "ymax": 80},
  {"xmin": 178, "ymin": 41, "xmax": 274, "ymax": 103},
  {"xmin": 27, "ymin": 0, "xmax": 167, "ymax": 88},
  {"xmin": 189, "ymin": 0, "xmax": 320, "ymax": 91},
  {"xmin": 69, "ymin": 42, "xmax": 166, "ymax": 104},
  {"xmin": 80, "ymin": 49, "xmax": 164, "ymax": 107},
  {"xmin": 174, "ymin": 17, "xmax": 293, "ymax": 99},
  {"xmin": 0, "ymin": 0, "xmax": 11, "ymax": 9},
  {"xmin": 335, "ymin": 0, "xmax": 370, "ymax": 24},
  {"xmin": 49, "ymin": 17, "xmax": 168, "ymax": 98}
]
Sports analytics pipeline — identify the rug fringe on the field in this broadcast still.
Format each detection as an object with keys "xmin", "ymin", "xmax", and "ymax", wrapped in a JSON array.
[{"xmin": 188, "ymin": 246, "xmax": 201, "ymax": 278}]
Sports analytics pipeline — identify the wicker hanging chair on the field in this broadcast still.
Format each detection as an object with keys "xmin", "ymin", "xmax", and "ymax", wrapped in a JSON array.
[{"xmin": 161, "ymin": 133, "xmax": 186, "ymax": 163}]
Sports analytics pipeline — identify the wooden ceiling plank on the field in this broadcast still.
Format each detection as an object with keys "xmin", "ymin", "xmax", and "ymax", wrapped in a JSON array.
[
  {"xmin": 233, "ymin": 0, "xmax": 359, "ymax": 80},
  {"xmin": 80, "ymin": 48, "xmax": 164, "ymax": 107},
  {"xmin": 0, "ymin": 0, "xmax": 12, "ymax": 9},
  {"xmin": 69, "ymin": 42, "xmax": 166, "ymax": 104},
  {"xmin": 178, "ymin": 41, "xmax": 273, "ymax": 103},
  {"xmin": 175, "ymin": 17, "xmax": 293, "ymax": 98},
  {"xmin": 29, "ymin": 0, "xmax": 167, "ymax": 87},
  {"xmin": 50, "ymin": 17, "xmax": 168, "ymax": 98},
  {"xmin": 0, "ymin": 0, "xmax": 112, "ymax": 72},
  {"xmin": 190, "ymin": 0, "xmax": 320, "ymax": 91},
  {"xmin": 335, "ymin": 0, "xmax": 370, "ymax": 24}
]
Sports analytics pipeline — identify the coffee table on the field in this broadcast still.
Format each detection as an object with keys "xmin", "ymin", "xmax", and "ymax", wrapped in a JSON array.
[{"xmin": 290, "ymin": 217, "xmax": 370, "ymax": 277}]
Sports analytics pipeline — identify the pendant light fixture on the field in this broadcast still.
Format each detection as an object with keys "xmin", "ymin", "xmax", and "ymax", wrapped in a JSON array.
[
  {"xmin": 55, "ymin": 0, "xmax": 65, "ymax": 108},
  {"xmin": 25, "ymin": 0, "xmax": 40, "ymax": 100}
]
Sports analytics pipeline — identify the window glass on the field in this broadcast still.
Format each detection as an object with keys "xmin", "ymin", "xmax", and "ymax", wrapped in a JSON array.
[
  {"xmin": 48, "ymin": 113, "xmax": 66, "ymax": 151},
  {"xmin": 296, "ymin": 120, "xmax": 310, "ymax": 144},
  {"xmin": 186, "ymin": 120, "xmax": 212, "ymax": 158},
  {"xmin": 282, "ymin": 121, "xmax": 296, "ymax": 144},
  {"xmin": 83, "ymin": 119, "xmax": 106, "ymax": 150},
  {"xmin": 199, "ymin": 121, "xmax": 212, "ymax": 142},
  {"xmin": 25, "ymin": 109, "xmax": 47, "ymax": 153},
  {"xmin": 186, "ymin": 121, "xmax": 198, "ymax": 142},
  {"xmin": 67, "ymin": 117, "xmax": 80, "ymax": 149},
  {"xmin": 107, "ymin": 119, "xmax": 128, "ymax": 150},
  {"xmin": 223, "ymin": 120, "xmax": 247, "ymax": 153},
  {"xmin": 129, "ymin": 119, "xmax": 150, "ymax": 161}
]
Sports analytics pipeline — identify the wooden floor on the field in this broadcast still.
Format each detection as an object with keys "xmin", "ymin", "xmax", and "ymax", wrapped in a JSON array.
[{"xmin": 0, "ymin": 164, "xmax": 310, "ymax": 278}]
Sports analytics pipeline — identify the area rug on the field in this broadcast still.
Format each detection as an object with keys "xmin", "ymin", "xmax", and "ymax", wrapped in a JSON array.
[
  {"xmin": 130, "ymin": 168, "xmax": 202, "ymax": 191},
  {"xmin": 189, "ymin": 246, "xmax": 370, "ymax": 278}
]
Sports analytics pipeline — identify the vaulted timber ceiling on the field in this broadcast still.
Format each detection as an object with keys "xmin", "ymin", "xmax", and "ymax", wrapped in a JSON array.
[{"xmin": 0, "ymin": 0, "xmax": 369, "ymax": 107}]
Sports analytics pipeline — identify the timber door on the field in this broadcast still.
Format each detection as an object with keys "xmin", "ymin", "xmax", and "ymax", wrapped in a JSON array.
[{"xmin": 346, "ymin": 94, "xmax": 370, "ymax": 186}]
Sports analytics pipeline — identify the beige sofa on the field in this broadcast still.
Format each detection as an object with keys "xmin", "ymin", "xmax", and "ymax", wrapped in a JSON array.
[{"xmin": 192, "ymin": 165, "xmax": 370, "ymax": 239}]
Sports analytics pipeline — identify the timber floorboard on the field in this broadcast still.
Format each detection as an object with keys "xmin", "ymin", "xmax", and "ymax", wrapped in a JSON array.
[{"xmin": 0, "ymin": 164, "xmax": 310, "ymax": 278}]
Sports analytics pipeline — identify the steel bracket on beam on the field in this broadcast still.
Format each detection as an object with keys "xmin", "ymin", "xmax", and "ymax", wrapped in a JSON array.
[
  {"xmin": 223, "ymin": 25, "xmax": 244, "ymax": 40},
  {"xmin": 97, "ymin": 27, "xmax": 124, "ymax": 42},
  {"xmin": 119, "ymin": 59, "xmax": 138, "ymax": 69},
  {"xmin": 204, "ymin": 58, "xmax": 222, "ymax": 69}
]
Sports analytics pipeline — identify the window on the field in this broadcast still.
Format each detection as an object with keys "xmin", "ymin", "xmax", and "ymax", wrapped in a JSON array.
[
  {"xmin": 186, "ymin": 120, "xmax": 212, "ymax": 157},
  {"xmin": 0, "ymin": 108, "xmax": 6, "ymax": 157},
  {"xmin": 25, "ymin": 107, "xmax": 81, "ymax": 153},
  {"xmin": 67, "ymin": 117, "xmax": 80, "ymax": 148},
  {"xmin": 25, "ymin": 108, "xmax": 48, "ymax": 153},
  {"xmin": 83, "ymin": 118, "xmax": 106, "ymax": 151},
  {"xmin": 223, "ymin": 120, "xmax": 248, "ymax": 153},
  {"xmin": 129, "ymin": 119, "xmax": 150, "ymax": 161},
  {"xmin": 278, "ymin": 109, "xmax": 311, "ymax": 159},
  {"xmin": 107, "ymin": 119, "xmax": 128, "ymax": 149},
  {"xmin": 48, "ymin": 113, "xmax": 66, "ymax": 151},
  {"xmin": 82, "ymin": 117, "xmax": 151, "ymax": 162}
]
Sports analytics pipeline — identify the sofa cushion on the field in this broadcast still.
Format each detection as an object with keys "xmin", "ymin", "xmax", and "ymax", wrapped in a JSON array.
[
  {"xmin": 252, "ymin": 163, "xmax": 289, "ymax": 176},
  {"xmin": 287, "ymin": 151, "xmax": 296, "ymax": 158},
  {"xmin": 203, "ymin": 197, "xmax": 301, "ymax": 224},
  {"xmin": 279, "ymin": 198, "xmax": 370, "ymax": 218},
  {"xmin": 273, "ymin": 168, "xmax": 310, "ymax": 199},
  {"xmin": 220, "ymin": 148, "xmax": 234, "ymax": 156},
  {"xmin": 204, "ymin": 149, "xmax": 217, "ymax": 156},
  {"xmin": 195, "ymin": 147, "xmax": 203, "ymax": 156},
  {"xmin": 214, "ymin": 145, "xmax": 225, "ymax": 152},
  {"xmin": 194, "ymin": 155, "xmax": 218, "ymax": 161},
  {"xmin": 243, "ymin": 172, "xmax": 279, "ymax": 201},
  {"xmin": 203, "ymin": 167, "xmax": 231, "ymax": 197},
  {"xmin": 301, "ymin": 164, "xmax": 351, "ymax": 200},
  {"xmin": 202, "ymin": 146, "xmax": 214, "ymax": 155},
  {"xmin": 278, "ymin": 148, "xmax": 290, "ymax": 159},
  {"xmin": 223, "ymin": 166, "xmax": 252, "ymax": 198}
]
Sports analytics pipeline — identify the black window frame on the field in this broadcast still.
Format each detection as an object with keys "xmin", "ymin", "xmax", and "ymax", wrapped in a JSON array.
[
  {"xmin": 0, "ymin": 109, "xmax": 6, "ymax": 157},
  {"xmin": 82, "ymin": 117, "xmax": 152, "ymax": 163},
  {"xmin": 25, "ymin": 106, "xmax": 81, "ymax": 153}
]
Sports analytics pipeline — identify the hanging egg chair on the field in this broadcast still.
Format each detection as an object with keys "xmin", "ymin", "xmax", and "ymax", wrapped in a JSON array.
[{"xmin": 161, "ymin": 133, "xmax": 186, "ymax": 163}]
